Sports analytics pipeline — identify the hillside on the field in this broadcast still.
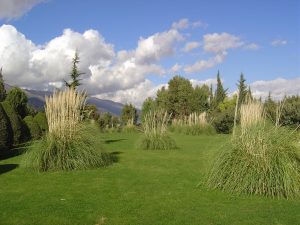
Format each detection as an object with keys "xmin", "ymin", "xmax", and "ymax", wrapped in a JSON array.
[{"xmin": 4, "ymin": 84, "xmax": 125, "ymax": 116}]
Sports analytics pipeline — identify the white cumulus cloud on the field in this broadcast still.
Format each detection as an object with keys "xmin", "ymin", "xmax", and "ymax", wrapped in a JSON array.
[{"xmin": 250, "ymin": 77, "xmax": 300, "ymax": 100}]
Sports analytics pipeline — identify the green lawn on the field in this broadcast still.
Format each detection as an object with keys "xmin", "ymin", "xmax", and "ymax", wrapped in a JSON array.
[{"xmin": 0, "ymin": 133, "xmax": 300, "ymax": 225}]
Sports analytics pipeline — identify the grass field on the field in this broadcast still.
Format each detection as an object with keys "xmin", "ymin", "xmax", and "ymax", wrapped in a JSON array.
[{"xmin": 0, "ymin": 133, "xmax": 300, "ymax": 225}]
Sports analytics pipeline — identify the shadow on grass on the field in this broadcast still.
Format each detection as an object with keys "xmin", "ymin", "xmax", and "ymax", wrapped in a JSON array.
[
  {"xmin": 104, "ymin": 139, "xmax": 126, "ymax": 144},
  {"xmin": 109, "ymin": 151, "xmax": 124, "ymax": 163},
  {"xmin": 0, "ymin": 144, "xmax": 28, "ymax": 161},
  {"xmin": 0, "ymin": 164, "xmax": 18, "ymax": 175}
]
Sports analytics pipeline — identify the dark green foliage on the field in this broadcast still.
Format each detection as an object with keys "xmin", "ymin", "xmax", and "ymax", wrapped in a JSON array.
[
  {"xmin": 281, "ymin": 96, "xmax": 300, "ymax": 127},
  {"xmin": 121, "ymin": 103, "xmax": 138, "ymax": 125},
  {"xmin": 212, "ymin": 107, "xmax": 235, "ymax": 134},
  {"xmin": 138, "ymin": 135, "xmax": 177, "ymax": 150},
  {"xmin": 24, "ymin": 116, "xmax": 42, "ymax": 140},
  {"xmin": 1, "ymin": 101, "xmax": 26, "ymax": 145},
  {"xmin": 65, "ymin": 51, "xmax": 84, "ymax": 89},
  {"xmin": 156, "ymin": 86, "xmax": 169, "ymax": 110},
  {"xmin": 22, "ymin": 124, "xmax": 113, "ymax": 171},
  {"xmin": 191, "ymin": 85, "xmax": 210, "ymax": 112},
  {"xmin": 208, "ymin": 123, "xmax": 300, "ymax": 199},
  {"xmin": 84, "ymin": 104, "xmax": 100, "ymax": 121},
  {"xmin": 0, "ymin": 103, "xmax": 10, "ymax": 150},
  {"xmin": 6, "ymin": 87, "xmax": 28, "ymax": 118},
  {"xmin": 0, "ymin": 68, "xmax": 6, "ymax": 102},
  {"xmin": 213, "ymin": 71, "xmax": 227, "ymax": 108},
  {"xmin": 237, "ymin": 73, "xmax": 247, "ymax": 108},
  {"xmin": 167, "ymin": 75, "xmax": 193, "ymax": 118},
  {"xmin": 33, "ymin": 112, "xmax": 48, "ymax": 132},
  {"xmin": 264, "ymin": 93, "xmax": 277, "ymax": 123},
  {"xmin": 141, "ymin": 97, "xmax": 156, "ymax": 122}
]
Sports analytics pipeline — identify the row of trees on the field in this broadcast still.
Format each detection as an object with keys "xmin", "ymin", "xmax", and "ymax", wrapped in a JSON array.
[{"xmin": 140, "ymin": 72, "xmax": 299, "ymax": 133}]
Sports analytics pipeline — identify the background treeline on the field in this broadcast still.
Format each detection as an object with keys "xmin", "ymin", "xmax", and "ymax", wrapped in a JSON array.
[{"xmin": 141, "ymin": 72, "xmax": 300, "ymax": 133}]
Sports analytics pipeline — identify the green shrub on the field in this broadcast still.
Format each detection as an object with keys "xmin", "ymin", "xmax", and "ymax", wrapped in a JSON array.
[
  {"xmin": 212, "ymin": 108, "xmax": 235, "ymax": 134},
  {"xmin": 22, "ymin": 123, "xmax": 112, "ymax": 171},
  {"xmin": 0, "ymin": 103, "xmax": 11, "ymax": 150},
  {"xmin": 207, "ymin": 122, "xmax": 300, "ymax": 199},
  {"xmin": 1, "ymin": 101, "xmax": 26, "ymax": 145},
  {"xmin": 24, "ymin": 116, "xmax": 42, "ymax": 140},
  {"xmin": 33, "ymin": 112, "xmax": 48, "ymax": 132},
  {"xmin": 6, "ymin": 87, "xmax": 28, "ymax": 118}
]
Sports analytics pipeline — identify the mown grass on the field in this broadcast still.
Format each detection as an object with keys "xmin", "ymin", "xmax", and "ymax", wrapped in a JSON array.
[{"xmin": 0, "ymin": 133, "xmax": 300, "ymax": 225}]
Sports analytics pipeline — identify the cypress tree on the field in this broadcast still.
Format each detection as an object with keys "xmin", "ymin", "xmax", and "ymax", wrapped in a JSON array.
[
  {"xmin": 237, "ymin": 73, "xmax": 247, "ymax": 107},
  {"xmin": 214, "ymin": 71, "xmax": 227, "ymax": 106},
  {"xmin": 0, "ymin": 68, "xmax": 6, "ymax": 102}
]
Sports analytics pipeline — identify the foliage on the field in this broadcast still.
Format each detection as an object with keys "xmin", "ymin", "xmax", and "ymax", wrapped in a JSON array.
[
  {"xmin": 208, "ymin": 101, "xmax": 300, "ymax": 199},
  {"xmin": 65, "ymin": 51, "xmax": 84, "ymax": 89},
  {"xmin": 23, "ymin": 115, "xmax": 42, "ymax": 140},
  {"xmin": 0, "ymin": 68, "xmax": 6, "ymax": 102},
  {"xmin": 167, "ymin": 75, "xmax": 193, "ymax": 118},
  {"xmin": 121, "ymin": 103, "xmax": 138, "ymax": 125},
  {"xmin": 138, "ymin": 110, "xmax": 177, "ymax": 150},
  {"xmin": 211, "ymin": 97, "xmax": 236, "ymax": 134},
  {"xmin": 156, "ymin": 86, "xmax": 169, "ymax": 110},
  {"xmin": 33, "ymin": 112, "xmax": 48, "ymax": 132},
  {"xmin": 280, "ymin": 96, "xmax": 300, "ymax": 127},
  {"xmin": 191, "ymin": 85, "xmax": 210, "ymax": 113},
  {"xmin": 141, "ymin": 97, "xmax": 156, "ymax": 122},
  {"xmin": 22, "ymin": 124, "xmax": 112, "ymax": 171},
  {"xmin": 0, "ymin": 103, "xmax": 10, "ymax": 150},
  {"xmin": 212, "ymin": 71, "xmax": 227, "ymax": 108},
  {"xmin": 1, "ymin": 101, "xmax": 26, "ymax": 145},
  {"xmin": 236, "ymin": 73, "xmax": 247, "ymax": 108},
  {"xmin": 84, "ymin": 104, "xmax": 100, "ymax": 121},
  {"xmin": 6, "ymin": 87, "xmax": 28, "ymax": 118},
  {"xmin": 264, "ymin": 92, "xmax": 277, "ymax": 123}
]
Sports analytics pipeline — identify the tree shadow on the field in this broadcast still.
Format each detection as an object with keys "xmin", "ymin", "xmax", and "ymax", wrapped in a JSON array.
[
  {"xmin": 104, "ymin": 139, "xmax": 126, "ymax": 144},
  {"xmin": 0, "ymin": 164, "xmax": 18, "ymax": 175},
  {"xmin": 0, "ymin": 144, "xmax": 28, "ymax": 161}
]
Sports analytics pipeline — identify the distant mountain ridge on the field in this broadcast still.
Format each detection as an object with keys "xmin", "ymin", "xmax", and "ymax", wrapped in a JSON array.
[{"xmin": 4, "ymin": 83, "xmax": 125, "ymax": 116}]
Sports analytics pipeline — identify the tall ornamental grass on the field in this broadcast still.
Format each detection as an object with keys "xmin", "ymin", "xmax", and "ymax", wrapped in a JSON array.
[
  {"xmin": 208, "ymin": 101, "xmax": 300, "ymax": 199},
  {"xmin": 171, "ymin": 112, "xmax": 215, "ymax": 135},
  {"xmin": 138, "ymin": 110, "xmax": 177, "ymax": 150},
  {"xmin": 22, "ymin": 89, "xmax": 112, "ymax": 171}
]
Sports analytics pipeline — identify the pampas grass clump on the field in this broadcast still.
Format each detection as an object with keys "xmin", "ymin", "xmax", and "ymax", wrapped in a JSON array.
[
  {"xmin": 171, "ymin": 112, "xmax": 215, "ymax": 135},
  {"xmin": 207, "ymin": 101, "xmax": 300, "ymax": 198},
  {"xmin": 22, "ymin": 88, "xmax": 112, "ymax": 171},
  {"xmin": 138, "ymin": 110, "xmax": 177, "ymax": 150}
]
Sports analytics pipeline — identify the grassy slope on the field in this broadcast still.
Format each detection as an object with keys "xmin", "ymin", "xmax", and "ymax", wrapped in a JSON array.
[{"xmin": 0, "ymin": 133, "xmax": 299, "ymax": 225}]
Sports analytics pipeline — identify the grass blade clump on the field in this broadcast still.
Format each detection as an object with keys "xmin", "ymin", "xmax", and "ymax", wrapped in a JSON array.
[
  {"xmin": 208, "ymin": 101, "xmax": 300, "ymax": 199},
  {"xmin": 22, "ymin": 88, "xmax": 112, "ymax": 171},
  {"xmin": 171, "ymin": 112, "xmax": 215, "ymax": 135},
  {"xmin": 138, "ymin": 110, "xmax": 177, "ymax": 150}
]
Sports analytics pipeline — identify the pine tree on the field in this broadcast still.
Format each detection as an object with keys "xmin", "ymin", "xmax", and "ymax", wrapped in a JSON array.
[
  {"xmin": 247, "ymin": 86, "xmax": 253, "ymax": 101},
  {"xmin": 237, "ymin": 73, "xmax": 247, "ymax": 107},
  {"xmin": 214, "ymin": 71, "xmax": 227, "ymax": 106},
  {"xmin": 0, "ymin": 68, "xmax": 6, "ymax": 102},
  {"xmin": 65, "ymin": 51, "xmax": 84, "ymax": 89}
]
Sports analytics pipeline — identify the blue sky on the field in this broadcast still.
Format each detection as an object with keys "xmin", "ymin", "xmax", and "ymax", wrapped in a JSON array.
[{"xmin": 0, "ymin": 0, "xmax": 299, "ymax": 106}]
